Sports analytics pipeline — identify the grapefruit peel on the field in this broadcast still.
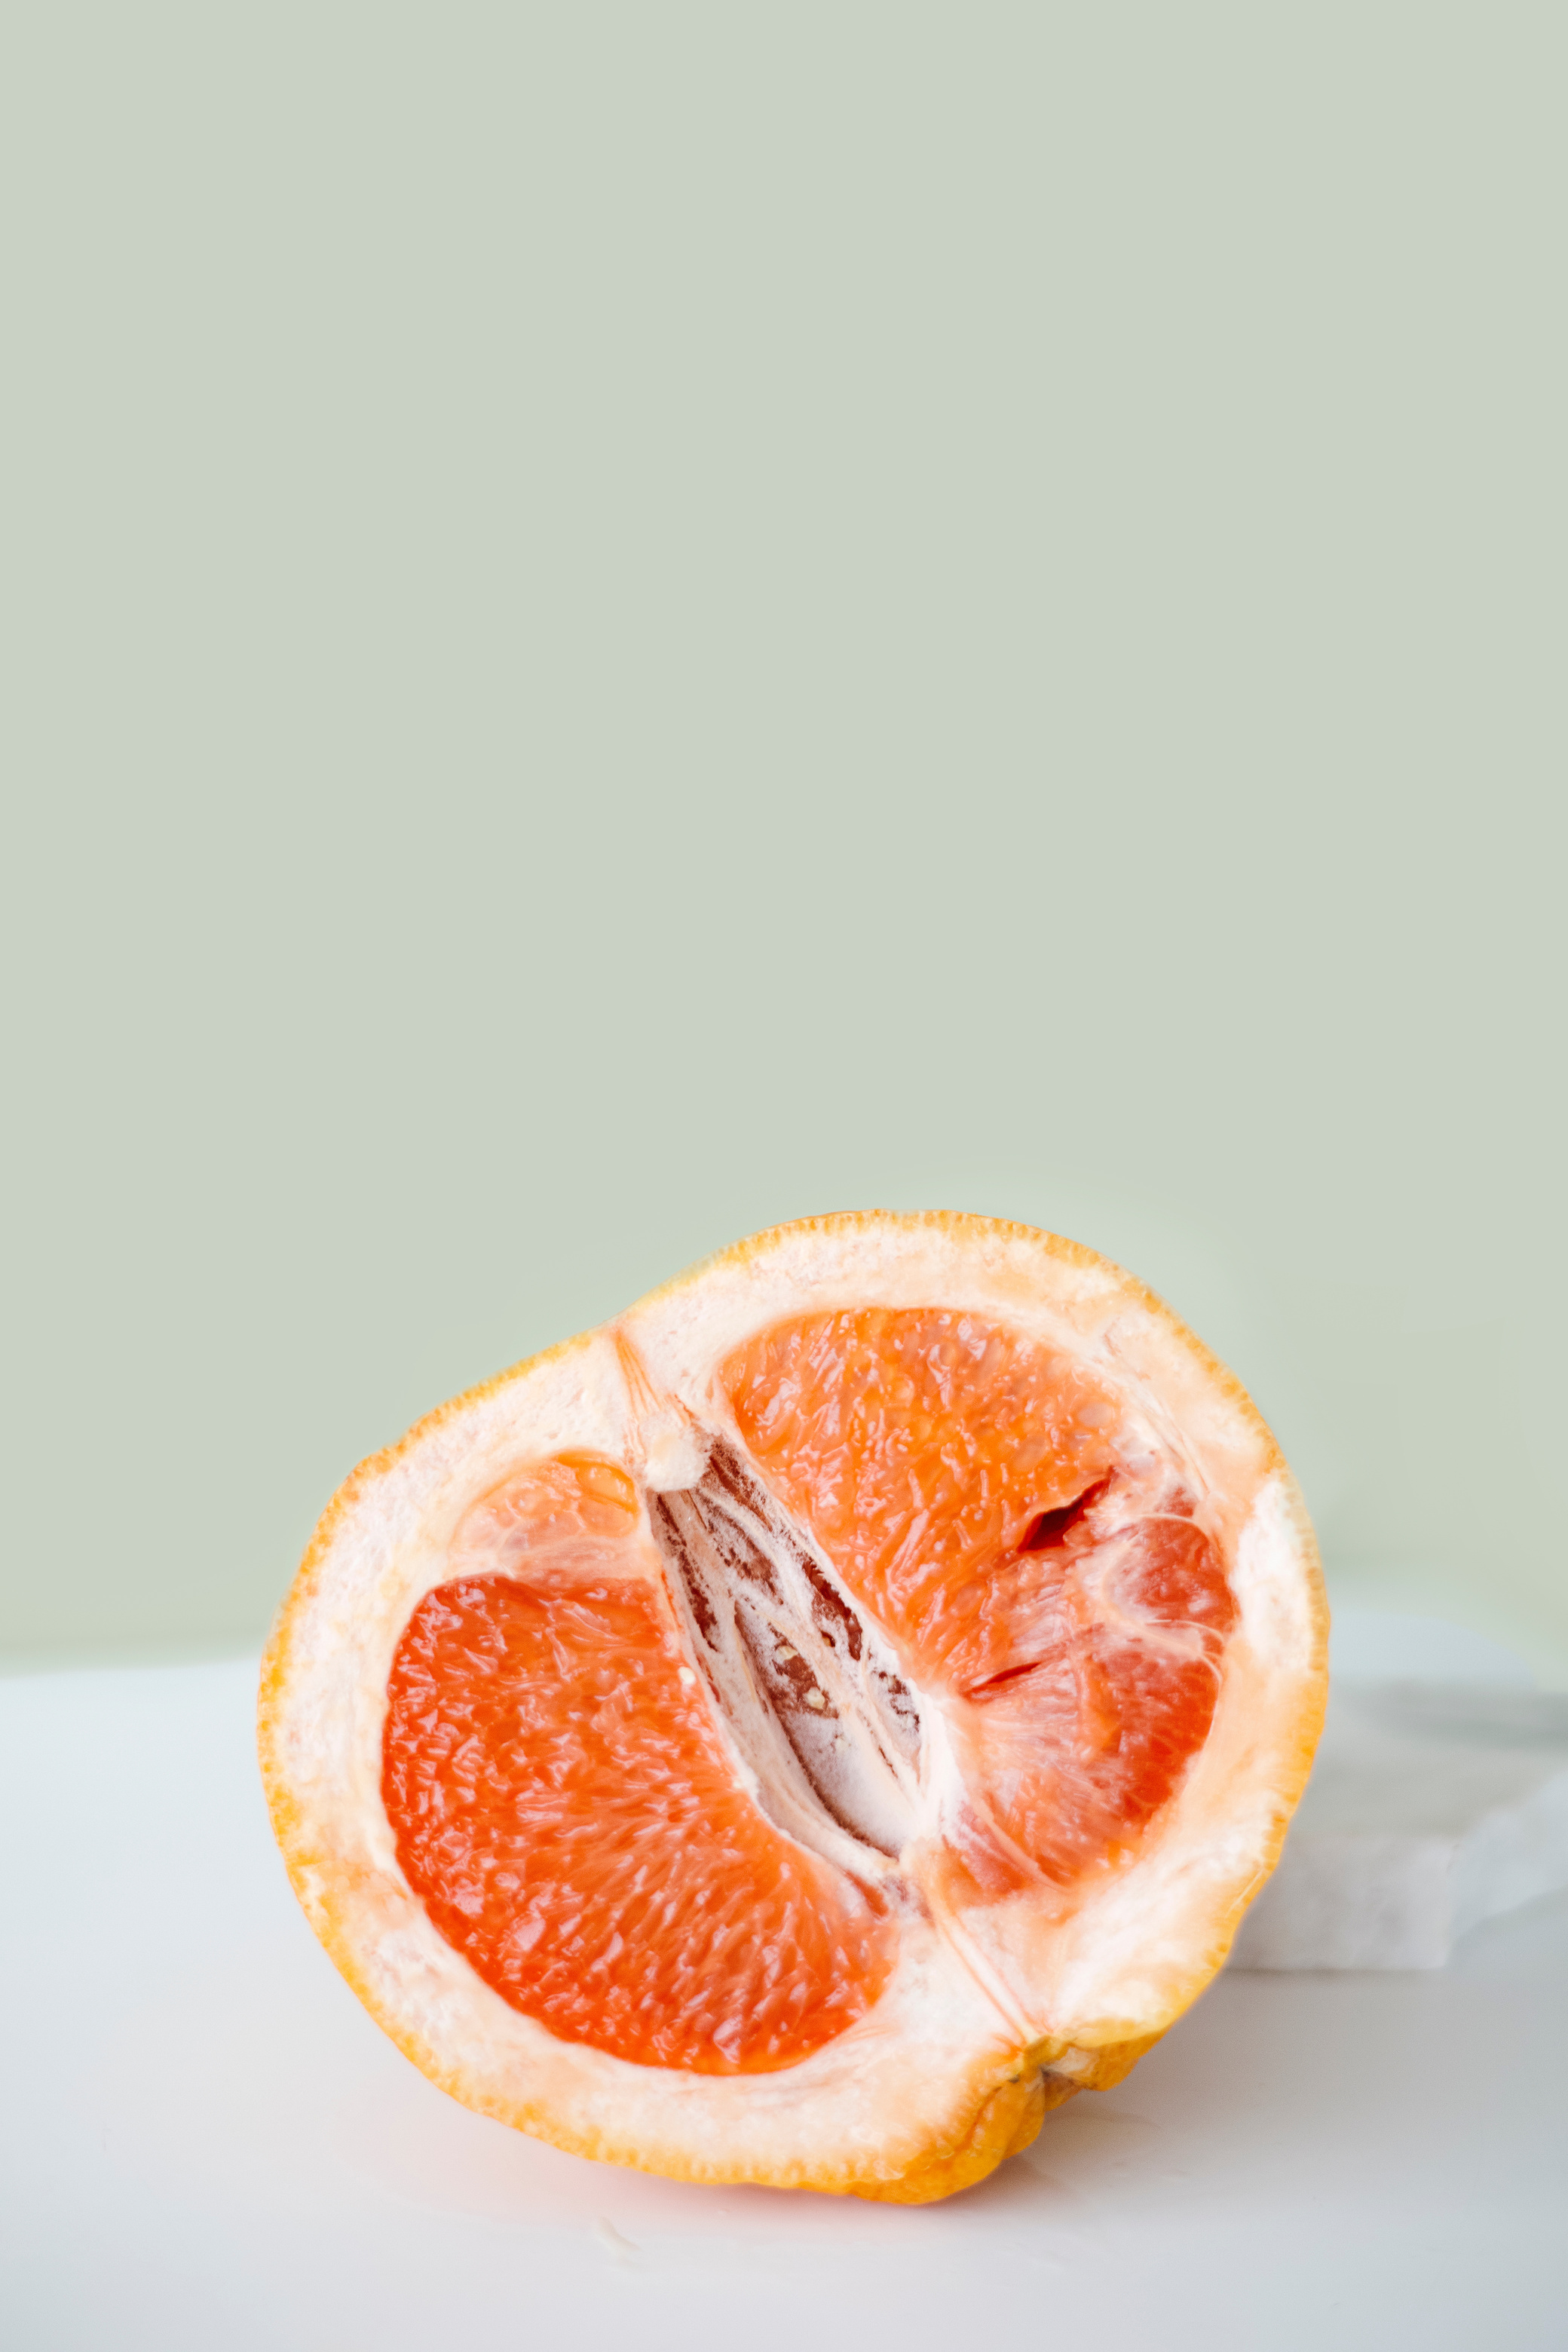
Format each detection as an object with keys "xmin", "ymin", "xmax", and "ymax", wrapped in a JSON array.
[{"xmin": 259, "ymin": 1212, "xmax": 1326, "ymax": 2201}]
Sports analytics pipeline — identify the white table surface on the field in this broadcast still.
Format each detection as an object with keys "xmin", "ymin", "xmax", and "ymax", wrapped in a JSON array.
[{"xmin": 5, "ymin": 1658, "xmax": 1565, "ymax": 2352}]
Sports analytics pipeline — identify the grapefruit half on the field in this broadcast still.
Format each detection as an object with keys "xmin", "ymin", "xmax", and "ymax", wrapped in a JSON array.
[{"xmin": 259, "ymin": 1213, "xmax": 1326, "ymax": 2201}]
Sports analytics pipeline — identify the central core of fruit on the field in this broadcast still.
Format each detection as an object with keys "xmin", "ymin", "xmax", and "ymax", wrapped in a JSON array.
[
  {"xmin": 646, "ymin": 1439, "xmax": 925, "ymax": 1865},
  {"xmin": 379, "ymin": 1308, "xmax": 1236, "ymax": 2077}
]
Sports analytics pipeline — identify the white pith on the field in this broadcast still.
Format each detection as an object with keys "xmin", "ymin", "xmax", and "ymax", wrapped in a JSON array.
[{"xmin": 262, "ymin": 1216, "xmax": 1326, "ymax": 2186}]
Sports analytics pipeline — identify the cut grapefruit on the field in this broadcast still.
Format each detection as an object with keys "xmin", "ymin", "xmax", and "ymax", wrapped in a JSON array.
[{"xmin": 260, "ymin": 1213, "xmax": 1326, "ymax": 2201}]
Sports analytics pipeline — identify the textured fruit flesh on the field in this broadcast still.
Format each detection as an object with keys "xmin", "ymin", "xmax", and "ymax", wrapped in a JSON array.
[
  {"xmin": 723, "ymin": 1309, "xmax": 1236, "ymax": 1887},
  {"xmin": 381, "ymin": 1311, "xmax": 1236, "ymax": 2074},
  {"xmin": 382, "ymin": 1461, "xmax": 894, "ymax": 2074}
]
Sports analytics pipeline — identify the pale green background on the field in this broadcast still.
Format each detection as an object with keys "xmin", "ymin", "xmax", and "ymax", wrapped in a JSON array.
[{"xmin": 4, "ymin": 6, "xmax": 1563, "ymax": 1679}]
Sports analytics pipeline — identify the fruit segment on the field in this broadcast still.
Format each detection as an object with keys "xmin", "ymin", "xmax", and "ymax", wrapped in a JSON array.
[
  {"xmin": 722, "ymin": 1307, "xmax": 1121, "ymax": 1680},
  {"xmin": 382, "ymin": 1562, "xmax": 895, "ymax": 2074},
  {"xmin": 950, "ymin": 1515, "xmax": 1236, "ymax": 1887},
  {"xmin": 724, "ymin": 1309, "xmax": 1237, "ymax": 1888}
]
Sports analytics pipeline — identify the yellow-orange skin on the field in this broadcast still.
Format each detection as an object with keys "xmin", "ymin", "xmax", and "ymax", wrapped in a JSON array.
[{"xmin": 259, "ymin": 1211, "xmax": 1328, "ymax": 2202}]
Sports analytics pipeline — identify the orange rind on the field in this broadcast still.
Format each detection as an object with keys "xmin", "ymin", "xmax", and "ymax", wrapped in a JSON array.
[{"xmin": 259, "ymin": 1213, "xmax": 1326, "ymax": 2200}]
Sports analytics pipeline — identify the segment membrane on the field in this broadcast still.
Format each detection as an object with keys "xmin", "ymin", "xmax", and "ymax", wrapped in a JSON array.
[{"xmin": 646, "ymin": 1438, "xmax": 922, "ymax": 1864}]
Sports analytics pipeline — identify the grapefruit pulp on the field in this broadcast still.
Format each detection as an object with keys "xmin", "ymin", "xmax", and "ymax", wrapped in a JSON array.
[{"xmin": 261, "ymin": 1214, "xmax": 1326, "ymax": 2200}]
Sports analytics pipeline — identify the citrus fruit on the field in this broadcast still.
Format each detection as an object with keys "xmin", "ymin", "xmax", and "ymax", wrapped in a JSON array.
[{"xmin": 259, "ymin": 1213, "xmax": 1326, "ymax": 2201}]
